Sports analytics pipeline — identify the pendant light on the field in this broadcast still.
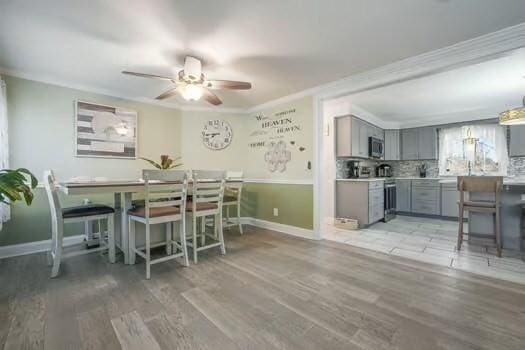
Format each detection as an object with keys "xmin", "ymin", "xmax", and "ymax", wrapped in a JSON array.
[{"xmin": 499, "ymin": 96, "xmax": 525, "ymax": 125}]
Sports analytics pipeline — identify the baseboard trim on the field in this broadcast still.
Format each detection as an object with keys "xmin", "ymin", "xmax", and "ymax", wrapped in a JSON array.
[
  {"xmin": 241, "ymin": 217, "xmax": 318, "ymax": 240},
  {"xmin": 0, "ymin": 218, "xmax": 318, "ymax": 259},
  {"xmin": 0, "ymin": 234, "xmax": 85, "ymax": 260}
]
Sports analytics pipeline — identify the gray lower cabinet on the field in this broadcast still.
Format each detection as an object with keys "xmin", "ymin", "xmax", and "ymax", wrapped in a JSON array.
[
  {"xmin": 336, "ymin": 180, "xmax": 384, "ymax": 227},
  {"xmin": 441, "ymin": 183, "xmax": 460, "ymax": 218},
  {"xmin": 411, "ymin": 179, "xmax": 440, "ymax": 215},
  {"xmin": 510, "ymin": 125, "xmax": 525, "ymax": 156},
  {"xmin": 395, "ymin": 179, "xmax": 411, "ymax": 212}
]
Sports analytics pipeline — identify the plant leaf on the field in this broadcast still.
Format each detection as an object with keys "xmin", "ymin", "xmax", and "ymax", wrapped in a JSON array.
[{"xmin": 140, "ymin": 157, "xmax": 162, "ymax": 169}]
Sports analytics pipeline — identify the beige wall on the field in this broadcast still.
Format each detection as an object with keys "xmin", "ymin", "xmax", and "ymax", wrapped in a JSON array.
[
  {"xmin": 180, "ymin": 96, "xmax": 314, "ymax": 180},
  {"xmin": 1, "ymin": 75, "xmax": 316, "ymax": 246},
  {"xmin": 5, "ymin": 75, "xmax": 182, "ymax": 182}
]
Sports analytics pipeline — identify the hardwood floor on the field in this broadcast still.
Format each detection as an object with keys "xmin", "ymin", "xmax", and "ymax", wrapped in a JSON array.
[{"xmin": 1, "ymin": 226, "xmax": 525, "ymax": 350}]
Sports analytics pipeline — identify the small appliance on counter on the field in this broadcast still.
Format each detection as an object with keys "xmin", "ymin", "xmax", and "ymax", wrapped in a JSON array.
[
  {"xmin": 418, "ymin": 163, "xmax": 427, "ymax": 178},
  {"xmin": 345, "ymin": 160, "xmax": 360, "ymax": 178},
  {"xmin": 360, "ymin": 166, "xmax": 372, "ymax": 178},
  {"xmin": 375, "ymin": 164, "xmax": 393, "ymax": 177}
]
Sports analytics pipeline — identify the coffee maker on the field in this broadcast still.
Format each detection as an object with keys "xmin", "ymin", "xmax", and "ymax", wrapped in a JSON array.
[
  {"xmin": 346, "ymin": 160, "xmax": 360, "ymax": 178},
  {"xmin": 375, "ymin": 164, "xmax": 393, "ymax": 177}
]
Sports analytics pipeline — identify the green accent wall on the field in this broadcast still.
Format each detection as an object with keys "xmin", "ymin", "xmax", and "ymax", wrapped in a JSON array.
[{"xmin": 241, "ymin": 183, "xmax": 313, "ymax": 230}]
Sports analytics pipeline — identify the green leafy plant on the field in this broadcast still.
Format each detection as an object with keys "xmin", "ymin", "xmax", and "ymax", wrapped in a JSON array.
[
  {"xmin": 0, "ymin": 168, "xmax": 38, "ymax": 205},
  {"xmin": 140, "ymin": 155, "xmax": 183, "ymax": 170}
]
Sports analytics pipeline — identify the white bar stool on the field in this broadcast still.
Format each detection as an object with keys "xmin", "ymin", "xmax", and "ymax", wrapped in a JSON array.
[
  {"xmin": 127, "ymin": 170, "xmax": 189, "ymax": 279},
  {"xmin": 43, "ymin": 170, "xmax": 115, "ymax": 278},
  {"xmin": 186, "ymin": 170, "xmax": 226, "ymax": 263},
  {"xmin": 223, "ymin": 170, "xmax": 244, "ymax": 234}
]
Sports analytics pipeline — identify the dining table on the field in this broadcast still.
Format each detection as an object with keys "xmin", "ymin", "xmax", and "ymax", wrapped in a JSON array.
[{"xmin": 58, "ymin": 179, "xmax": 243, "ymax": 264}]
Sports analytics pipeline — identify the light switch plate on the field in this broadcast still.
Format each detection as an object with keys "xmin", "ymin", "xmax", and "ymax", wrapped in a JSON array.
[{"xmin": 273, "ymin": 208, "xmax": 279, "ymax": 216}]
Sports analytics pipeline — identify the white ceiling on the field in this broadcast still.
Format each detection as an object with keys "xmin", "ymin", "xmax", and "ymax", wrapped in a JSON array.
[
  {"xmin": 346, "ymin": 48, "xmax": 525, "ymax": 127},
  {"xmin": 1, "ymin": 0, "xmax": 525, "ymax": 109}
]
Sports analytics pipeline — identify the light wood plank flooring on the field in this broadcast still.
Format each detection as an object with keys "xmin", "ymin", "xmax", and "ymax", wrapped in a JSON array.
[{"xmin": 1, "ymin": 226, "xmax": 525, "ymax": 350}]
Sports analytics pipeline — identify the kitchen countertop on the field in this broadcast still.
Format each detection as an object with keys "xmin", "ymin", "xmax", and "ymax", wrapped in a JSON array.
[{"xmin": 336, "ymin": 177, "xmax": 525, "ymax": 186}]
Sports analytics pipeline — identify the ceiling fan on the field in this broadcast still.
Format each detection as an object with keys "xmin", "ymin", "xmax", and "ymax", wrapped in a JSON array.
[{"xmin": 122, "ymin": 56, "xmax": 251, "ymax": 106}]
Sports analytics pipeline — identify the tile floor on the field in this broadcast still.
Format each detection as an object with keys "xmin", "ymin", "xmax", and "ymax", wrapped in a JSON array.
[{"xmin": 324, "ymin": 215, "xmax": 525, "ymax": 285}]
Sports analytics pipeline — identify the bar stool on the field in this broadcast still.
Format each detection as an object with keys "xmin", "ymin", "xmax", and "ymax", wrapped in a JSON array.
[
  {"xmin": 186, "ymin": 170, "xmax": 226, "ymax": 263},
  {"xmin": 520, "ymin": 203, "xmax": 525, "ymax": 261},
  {"xmin": 223, "ymin": 171, "xmax": 244, "ymax": 234},
  {"xmin": 127, "ymin": 170, "xmax": 189, "ymax": 279},
  {"xmin": 43, "ymin": 170, "xmax": 115, "ymax": 278},
  {"xmin": 457, "ymin": 176, "xmax": 503, "ymax": 257}
]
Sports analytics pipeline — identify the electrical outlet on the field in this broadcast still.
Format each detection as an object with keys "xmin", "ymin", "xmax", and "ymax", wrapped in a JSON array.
[{"xmin": 273, "ymin": 208, "xmax": 279, "ymax": 217}]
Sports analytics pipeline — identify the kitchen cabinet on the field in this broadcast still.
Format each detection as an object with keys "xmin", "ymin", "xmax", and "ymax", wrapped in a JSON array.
[
  {"xmin": 384, "ymin": 130, "xmax": 400, "ymax": 160},
  {"xmin": 334, "ymin": 115, "xmax": 369, "ymax": 158},
  {"xmin": 335, "ymin": 116, "xmax": 351, "ymax": 157},
  {"xmin": 352, "ymin": 117, "xmax": 369, "ymax": 158},
  {"xmin": 395, "ymin": 179, "xmax": 411, "ymax": 212},
  {"xmin": 401, "ymin": 127, "xmax": 437, "ymax": 160},
  {"xmin": 336, "ymin": 180, "xmax": 384, "ymax": 227},
  {"xmin": 509, "ymin": 125, "xmax": 525, "ymax": 156},
  {"xmin": 401, "ymin": 129, "xmax": 419, "ymax": 160},
  {"xmin": 441, "ymin": 183, "xmax": 460, "ymax": 218},
  {"xmin": 411, "ymin": 179, "xmax": 440, "ymax": 215},
  {"xmin": 418, "ymin": 127, "xmax": 438, "ymax": 160}
]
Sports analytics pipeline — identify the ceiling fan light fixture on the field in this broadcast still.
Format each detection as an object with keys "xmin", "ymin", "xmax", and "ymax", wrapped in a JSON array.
[
  {"xmin": 499, "ymin": 96, "xmax": 525, "ymax": 125},
  {"xmin": 180, "ymin": 84, "xmax": 203, "ymax": 101}
]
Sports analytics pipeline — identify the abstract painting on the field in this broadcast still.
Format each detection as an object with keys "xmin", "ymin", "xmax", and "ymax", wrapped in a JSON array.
[{"xmin": 75, "ymin": 101, "xmax": 137, "ymax": 158}]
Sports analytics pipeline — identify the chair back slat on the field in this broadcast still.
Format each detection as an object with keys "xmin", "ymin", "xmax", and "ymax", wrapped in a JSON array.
[
  {"xmin": 142, "ymin": 170, "xmax": 188, "ymax": 217},
  {"xmin": 225, "ymin": 170, "xmax": 244, "ymax": 199},
  {"xmin": 457, "ymin": 176, "xmax": 502, "ymax": 193},
  {"xmin": 192, "ymin": 170, "xmax": 225, "ymax": 208},
  {"xmin": 43, "ymin": 170, "xmax": 62, "ymax": 229}
]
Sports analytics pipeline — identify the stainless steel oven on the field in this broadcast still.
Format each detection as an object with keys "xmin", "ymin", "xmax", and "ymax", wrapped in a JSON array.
[
  {"xmin": 384, "ymin": 181, "xmax": 396, "ymax": 222},
  {"xmin": 368, "ymin": 137, "xmax": 384, "ymax": 159}
]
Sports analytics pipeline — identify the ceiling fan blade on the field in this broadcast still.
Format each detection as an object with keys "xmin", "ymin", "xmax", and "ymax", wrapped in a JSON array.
[
  {"xmin": 155, "ymin": 87, "xmax": 178, "ymax": 100},
  {"xmin": 201, "ymin": 88, "xmax": 222, "ymax": 106},
  {"xmin": 205, "ymin": 80, "xmax": 252, "ymax": 90},
  {"xmin": 122, "ymin": 71, "xmax": 174, "ymax": 82}
]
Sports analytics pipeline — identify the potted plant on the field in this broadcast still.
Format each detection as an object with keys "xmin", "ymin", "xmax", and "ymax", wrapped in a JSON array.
[
  {"xmin": 140, "ymin": 155, "xmax": 183, "ymax": 170},
  {"xmin": 0, "ymin": 168, "xmax": 38, "ymax": 205}
]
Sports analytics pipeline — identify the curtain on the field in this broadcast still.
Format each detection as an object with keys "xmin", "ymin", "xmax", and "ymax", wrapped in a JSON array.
[
  {"xmin": 0, "ymin": 77, "xmax": 8, "ymax": 230},
  {"xmin": 439, "ymin": 124, "xmax": 508, "ymax": 176}
]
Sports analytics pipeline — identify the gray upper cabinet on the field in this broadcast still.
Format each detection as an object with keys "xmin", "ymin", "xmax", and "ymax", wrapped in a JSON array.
[
  {"xmin": 510, "ymin": 125, "xmax": 525, "ymax": 156},
  {"xmin": 401, "ymin": 127, "xmax": 437, "ymax": 160},
  {"xmin": 384, "ymin": 130, "xmax": 400, "ymax": 160},
  {"xmin": 355, "ymin": 118, "xmax": 369, "ymax": 158},
  {"xmin": 418, "ymin": 127, "xmax": 438, "ymax": 160},
  {"xmin": 401, "ymin": 129, "xmax": 419, "ymax": 160},
  {"xmin": 335, "ymin": 115, "xmax": 385, "ymax": 159},
  {"xmin": 335, "ymin": 116, "xmax": 352, "ymax": 157}
]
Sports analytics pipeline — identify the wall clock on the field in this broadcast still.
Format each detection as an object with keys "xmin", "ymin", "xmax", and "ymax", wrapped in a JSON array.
[{"xmin": 202, "ymin": 120, "xmax": 233, "ymax": 150}]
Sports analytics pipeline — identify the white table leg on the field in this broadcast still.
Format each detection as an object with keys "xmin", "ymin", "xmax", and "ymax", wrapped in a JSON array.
[
  {"xmin": 122, "ymin": 192, "xmax": 133, "ymax": 264},
  {"xmin": 113, "ymin": 193, "xmax": 122, "ymax": 258}
]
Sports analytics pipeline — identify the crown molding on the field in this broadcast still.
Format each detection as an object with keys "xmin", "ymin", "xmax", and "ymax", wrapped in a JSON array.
[
  {"xmin": 315, "ymin": 23, "xmax": 525, "ymax": 101},
  {"xmin": 2, "ymin": 23, "xmax": 524, "ymax": 117},
  {"xmin": 398, "ymin": 107, "xmax": 503, "ymax": 129}
]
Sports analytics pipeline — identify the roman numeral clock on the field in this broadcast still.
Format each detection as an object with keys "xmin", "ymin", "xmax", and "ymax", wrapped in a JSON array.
[{"xmin": 202, "ymin": 120, "xmax": 233, "ymax": 150}]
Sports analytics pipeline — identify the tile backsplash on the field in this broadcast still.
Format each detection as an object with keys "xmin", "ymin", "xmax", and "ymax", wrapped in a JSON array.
[
  {"xmin": 390, "ymin": 160, "xmax": 439, "ymax": 178},
  {"xmin": 336, "ymin": 156, "xmax": 525, "ymax": 178},
  {"xmin": 509, "ymin": 156, "xmax": 525, "ymax": 177}
]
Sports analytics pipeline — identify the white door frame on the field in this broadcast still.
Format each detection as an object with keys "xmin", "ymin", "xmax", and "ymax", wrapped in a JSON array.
[{"xmin": 312, "ymin": 23, "xmax": 525, "ymax": 239}]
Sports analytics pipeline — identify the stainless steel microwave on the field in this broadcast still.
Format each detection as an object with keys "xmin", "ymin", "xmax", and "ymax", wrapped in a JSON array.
[{"xmin": 368, "ymin": 137, "xmax": 384, "ymax": 158}]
